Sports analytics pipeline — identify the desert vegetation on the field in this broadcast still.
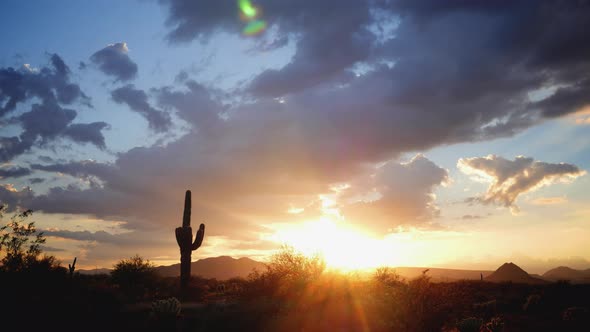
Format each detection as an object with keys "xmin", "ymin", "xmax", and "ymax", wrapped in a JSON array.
[{"xmin": 1, "ymin": 205, "xmax": 590, "ymax": 332}]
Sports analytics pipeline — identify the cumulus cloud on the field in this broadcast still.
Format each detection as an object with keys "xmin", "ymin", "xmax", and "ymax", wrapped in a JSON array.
[
  {"xmin": 458, "ymin": 155, "xmax": 585, "ymax": 212},
  {"xmin": 342, "ymin": 154, "xmax": 449, "ymax": 233},
  {"xmin": 111, "ymin": 85, "xmax": 172, "ymax": 132},
  {"xmin": 90, "ymin": 42, "xmax": 138, "ymax": 81},
  {"xmin": 0, "ymin": 54, "xmax": 107, "ymax": 161}
]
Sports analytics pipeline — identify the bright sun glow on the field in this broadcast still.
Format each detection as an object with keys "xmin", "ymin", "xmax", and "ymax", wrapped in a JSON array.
[{"xmin": 270, "ymin": 217, "xmax": 394, "ymax": 271}]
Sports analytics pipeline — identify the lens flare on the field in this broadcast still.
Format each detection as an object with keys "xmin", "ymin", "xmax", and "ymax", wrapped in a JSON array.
[
  {"xmin": 238, "ymin": 0, "xmax": 266, "ymax": 36},
  {"xmin": 239, "ymin": 0, "xmax": 258, "ymax": 19},
  {"xmin": 243, "ymin": 20, "xmax": 267, "ymax": 36}
]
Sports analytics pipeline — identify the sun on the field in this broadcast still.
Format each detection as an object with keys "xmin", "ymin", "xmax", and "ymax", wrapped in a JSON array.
[{"xmin": 270, "ymin": 217, "xmax": 394, "ymax": 271}]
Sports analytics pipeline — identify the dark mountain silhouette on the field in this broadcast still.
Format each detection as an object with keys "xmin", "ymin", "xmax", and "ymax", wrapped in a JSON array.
[
  {"xmin": 155, "ymin": 256, "xmax": 266, "ymax": 280},
  {"xmin": 485, "ymin": 262, "xmax": 547, "ymax": 284},
  {"xmin": 78, "ymin": 256, "xmax": 266, "ymax": 279},
  {"xmin": 542, "ymin": 266, "xmax": 590, "ymax": 283},
  {"xmin": 77, "ymin": 268, "xmax": 112, "ymax": 275}
]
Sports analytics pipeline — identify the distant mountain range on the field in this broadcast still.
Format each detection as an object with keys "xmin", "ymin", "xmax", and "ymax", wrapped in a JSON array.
[
  {"xmin": 155, "ymin": 256, "xmax": 266, "ymax": 279},
  {"xmin": 77, "ymin": 256, "xmax": 590, "ymax": 284},
  {"xmin": 78, "ymin": 256, "xmax": 266, "ymax": 280},
  {"xmin": 542, "ymin": 266, "xmax": 590, "ymax": 283}
]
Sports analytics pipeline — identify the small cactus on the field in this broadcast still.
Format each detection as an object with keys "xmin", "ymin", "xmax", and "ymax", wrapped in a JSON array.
[
  {"xmin": 151, "ymin": 297, "xmax": 182, "ymax": 318},
  {"xmin": 485, "ymin": 316, "xmax": 505, "ymax": 332},
  {"xmin": 68, "ymin": 257, "xmax": 77, "ymax": 277},
  {"xmin": 175, "ymin": 190, "xmax": 205, "ymax": 293}
]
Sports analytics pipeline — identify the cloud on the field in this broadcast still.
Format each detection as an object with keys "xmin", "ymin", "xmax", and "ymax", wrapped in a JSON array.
[
  {"xmin": 461, "ymin": 214, "xmax": 485, "ymax": 220},
  {"xmin": 40, "ymin": 245, "xmax": 66, "ymax": 252},
  {"xmin": 342, "ymin": 154, "xmax": 449, "ymax": 233},
  {"xmin": 111, "ymin": 85, "xmax": 172, "ymax": 132},
  {"xmin": 0, "ymin": 166, "xmax": 31, "ymax": 179},
  {"xmin": 31, "ymin": 160, "xmax": 115, "ymax": 180},
  {"xmin": 90, "ymin": 42, "xmax": 138, "ymax": 81},
  {"xmin": 0, "ymin": 54, "xmax": 106, "ymax": 162},
  {"xmin": 155, "ymin": 80, "xmax": 222, "ymax": 131},
  {"xmin": 0, "ymin": 53, "xmax": 89, "ymax": 117},
  {"xmin": 63, "ymin": 122, "xmax": 109, "ymax": 149},
  {"xmin": 0, "ymin": 184, "xmax": 34, "ymax": 210},
  {"xmin": 458, "ymin": 155, "xmax": 585, "ymax": 212},
  {"xmin": 531, "ymin": 196, "xmax": 568, "ymax": 206},
  {"xmin": 44, "ymin": 229, "xmax": 135, "ymax": 245},
  {"xmin": 160, "ymin": 0, "xmax": 377, "ymax": 97},
  {"xmin": 5, "ymin": 1, "xmax": 590, "ymax": 251},
  {"xmin": 29, "ymin": 177, "xmax": 45, "ymax": 184}
]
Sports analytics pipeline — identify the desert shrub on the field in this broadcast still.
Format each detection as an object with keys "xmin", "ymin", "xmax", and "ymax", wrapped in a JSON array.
[
  {"xmin": 484, "ymin": 316, "xmax": 505, "ymax": 332},
  {"xmin": 111, "ymin": 254, "xmax": 158, "ymax": 301},
  {"xmin": 523, "ymin": 294, "xmax": 541, "ymax": 312},
  {"xmin": 562, "ymin": 306, "xmax": 589, "ymax": 321},
  {"xmin": 243, "ymin": 246, "xmax": 325, "ymax": 300},
  {"xmin": 457, "ymin": 317, "xmax": 483, "ymax": 332},
  {"xmin": 473, "ymin": 299, "xmax": 497, "ymax": 319}
]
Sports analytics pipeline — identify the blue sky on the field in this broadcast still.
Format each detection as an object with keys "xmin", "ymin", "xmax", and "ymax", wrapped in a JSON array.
[{"xmin": 1, "ymin": 0, "xmax": 589, "ymax": 273}]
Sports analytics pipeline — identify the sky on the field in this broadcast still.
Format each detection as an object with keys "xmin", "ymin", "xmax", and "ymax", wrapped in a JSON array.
[{"xmin": 1, "ymin": 0, "xmax": 590, "ymax": 274}]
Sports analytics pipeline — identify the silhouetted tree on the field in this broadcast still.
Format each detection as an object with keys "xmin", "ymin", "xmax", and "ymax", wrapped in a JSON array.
[{"xmin": 0, "ymin": 205, "xmax": 57, "ymax": 272}]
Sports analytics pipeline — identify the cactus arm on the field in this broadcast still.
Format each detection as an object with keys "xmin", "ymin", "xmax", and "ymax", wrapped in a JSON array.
[
  {"xmin": 68, "ymin": 257, "xmax": 77, "ymax": 276},
  {"xmin": 192, "ymin": 224, "xmax": 205, "ymax": 250},
  {"xmin": 175, "ymin": 227, "xmax": 184, "ymax": 248}
]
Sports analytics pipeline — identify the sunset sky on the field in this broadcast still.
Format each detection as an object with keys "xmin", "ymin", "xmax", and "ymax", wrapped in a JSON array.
[{"xmin": 1, "ymin": 0, "xmax": 589, "ymax": 273}]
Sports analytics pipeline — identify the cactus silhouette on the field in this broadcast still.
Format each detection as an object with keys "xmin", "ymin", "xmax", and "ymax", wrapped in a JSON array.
[
  {"xmin": 68, "ymin": 257, "xmax": 77, "ymax": 277},
  {"xmin": 175, "ymin": 190, "xmax": 205, "ymax": 293}
]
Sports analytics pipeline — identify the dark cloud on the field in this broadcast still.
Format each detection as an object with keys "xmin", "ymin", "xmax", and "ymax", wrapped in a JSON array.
[
  {"xmin": 63, "ymin": 122, "xmax": 109, "ymax": 149},
  {"xmin": 533, "ymin": 79, "xmax": 590, "ymax": 118},
  {"xmin": 90, "ymin": 42, "xmax": 138, "ymax": 81},
  {"xmin": 31, "ymin": 160, "xmax": 115, "ymax": 180},
  {"xmin": 160, "ymin": 0, "xmax": 377, "ymax": 97},
  {"xmin": 0, "ymin": 54, "xmax": 106, "ymax": 162},
  {"xmin": 40, "ymin": 245, "xmax": 66, "ymax": 252},
  {"xmin": 0, "ymin": 166, "xmax": 31, "ymax": 179},
  {"xmin": 111, "ymin": 85, "xmax": 172, "ymax": 132},
  {"xmin": 158, "ymin": 0, "xmax": 590, "ymax": 149},
  {"xmin": 44, "ymin": 229, "xmax": 135, "ymax": 245},
  {"xmin": 0, "ymin": 184, "xmax": 34, "ymax": 211},
  {"xmin": 29, "ymin": 177, "xmax": 45, "ymax": 184},
  {"xmin": 458, "ymin": 155, "xmax": 585, "ymax": 213},
  {"xmin": 0, "ymin": 53, "xmax": 89, "ymax": 117},
  {"xmin": 19, "ymin": 102, "xmax": 77, "ymax": 143}
]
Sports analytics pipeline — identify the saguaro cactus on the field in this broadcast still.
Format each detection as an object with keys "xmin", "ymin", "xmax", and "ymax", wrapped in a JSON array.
[
  {"xmin": 68, "ymin": 257, "xmax": 77, "ymax": 277},
  {"xmin": 175, "ymin": 190, "xmax": 205, "ymax": 292}
]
